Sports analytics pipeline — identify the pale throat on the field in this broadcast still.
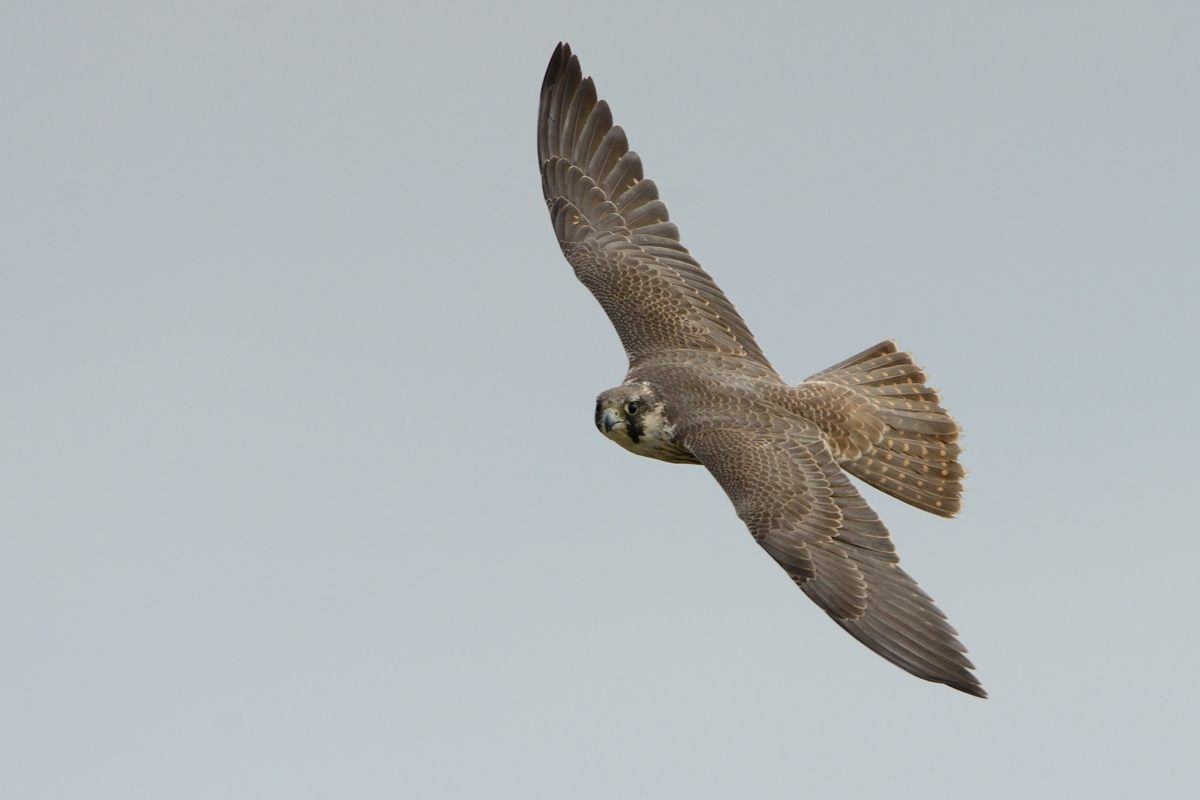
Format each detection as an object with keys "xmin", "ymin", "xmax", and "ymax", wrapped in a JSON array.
[{"xmin": 606, "ymin": 404, "xmax": 697, "ymax": 464}]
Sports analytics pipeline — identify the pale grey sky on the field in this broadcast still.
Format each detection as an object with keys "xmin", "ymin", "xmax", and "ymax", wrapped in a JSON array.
[{"xmin": 3, "ymin": 2, "xmax": 1198, "ymax": 797}]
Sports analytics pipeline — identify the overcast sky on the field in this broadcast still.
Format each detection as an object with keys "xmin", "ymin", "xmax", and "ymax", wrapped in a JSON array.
[{"xmin": 4, "ymin": 2, "xmax": 1199, "ymax": 797}]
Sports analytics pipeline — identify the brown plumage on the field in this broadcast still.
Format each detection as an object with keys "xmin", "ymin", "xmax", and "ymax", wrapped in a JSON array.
[{"xmin": 539, "ymin": 43, "xmax": 984, "ymax": 697}]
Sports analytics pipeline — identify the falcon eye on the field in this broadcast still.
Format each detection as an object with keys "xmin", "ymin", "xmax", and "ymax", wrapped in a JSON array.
[{"xmin": 625, "ymin": 401, "xmax": 639, "ymax": 416}]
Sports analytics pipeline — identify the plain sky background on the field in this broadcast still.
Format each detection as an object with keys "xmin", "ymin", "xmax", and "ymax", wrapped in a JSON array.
[{"xmin": 4, "ymin": 2, "xmax": 1198, "ymax": 797}]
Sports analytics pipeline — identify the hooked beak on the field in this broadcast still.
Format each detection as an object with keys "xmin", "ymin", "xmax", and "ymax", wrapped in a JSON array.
[{"xmin": 600, "ymin": 408, "xmax": 621, "ymax": 433}]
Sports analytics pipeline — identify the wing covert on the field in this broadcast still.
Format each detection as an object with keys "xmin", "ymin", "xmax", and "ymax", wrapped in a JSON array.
[
  {"xmin": 683, "ymin": 420, "xmax": 985, "ymax": 697},
  {"xmin": 538, "ymin": 43, "xmax": 771, "ymax": 368}
]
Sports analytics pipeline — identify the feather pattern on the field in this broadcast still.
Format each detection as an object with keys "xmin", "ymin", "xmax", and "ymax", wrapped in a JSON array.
[
  {"xmin": 682, "ymin": 421, "xmax": 984, "ymax": 697},
  {"xmin": 538, "ymin": 43, "xmax": 771, "ymax": 368},
  {"xmin": 796, "ymin": 341, "xmax": 966, "ymax": 517}
]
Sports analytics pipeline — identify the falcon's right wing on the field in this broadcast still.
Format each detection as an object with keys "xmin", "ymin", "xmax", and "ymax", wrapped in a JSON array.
[
  {"xmin": 683, "ymin": 419, "xmax": 985, "ymax": 697},
  {"xmin": 538, "ymin": 43, "xmax": 772, "ymax": 369}
]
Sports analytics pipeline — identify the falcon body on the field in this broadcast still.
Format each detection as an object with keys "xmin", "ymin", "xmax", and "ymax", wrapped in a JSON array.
[{"xmin": 539, "ymin": 44, "xmax": 984, "ymax": 697}]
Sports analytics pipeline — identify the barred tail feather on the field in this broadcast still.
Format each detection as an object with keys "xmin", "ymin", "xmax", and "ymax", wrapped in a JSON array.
[{"xmin": 807, "ymin": 341, "xmax": 965, "ymax": 518}]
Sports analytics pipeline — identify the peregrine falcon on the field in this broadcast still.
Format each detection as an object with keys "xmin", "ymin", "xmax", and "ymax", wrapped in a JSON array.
[{"xmin": 538, "ymin": 43, "xmax": 984, "ymax": 697}]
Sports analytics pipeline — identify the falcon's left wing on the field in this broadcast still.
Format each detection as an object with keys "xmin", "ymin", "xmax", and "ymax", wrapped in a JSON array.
[{"xmin": 682, "ymin": 420, "xmax": 985, "ymax": 697}]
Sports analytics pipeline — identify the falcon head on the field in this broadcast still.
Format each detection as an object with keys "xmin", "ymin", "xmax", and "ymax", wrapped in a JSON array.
[{"xmin": 594, "ymin": 383, "xmax": 694, "ymax": 463}]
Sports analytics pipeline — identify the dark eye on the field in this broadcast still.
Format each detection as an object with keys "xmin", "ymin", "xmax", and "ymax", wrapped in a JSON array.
[{"xmin": 625, "ymin": 401, "xmax": 639, "ymax": 416}]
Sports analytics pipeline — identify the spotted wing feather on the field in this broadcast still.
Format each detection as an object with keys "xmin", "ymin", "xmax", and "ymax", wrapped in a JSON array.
[
  {"xmin": 683, "ymin": 420, "xmax": 985, "ymax": 697},
  {"xmin": 538, "ymin": 43, "xmax": 771, "ymax": 368}
]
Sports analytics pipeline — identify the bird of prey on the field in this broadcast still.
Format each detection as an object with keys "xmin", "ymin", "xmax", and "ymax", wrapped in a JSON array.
[{"xmin": 537, "ymin": 43, "xmax": 984, "ymax": 698}]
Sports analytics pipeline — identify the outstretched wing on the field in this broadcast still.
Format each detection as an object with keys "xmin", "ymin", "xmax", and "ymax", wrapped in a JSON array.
[
  {"xmin": 683, "ymin": 419, "xmax": 985, "ymax": 697},
  {"xmin": 538, "ymin": 43, "xmax": 771, "ymax": 368}
]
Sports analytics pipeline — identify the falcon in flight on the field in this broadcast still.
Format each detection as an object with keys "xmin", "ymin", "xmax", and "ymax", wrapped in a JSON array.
[{"xmin": 537, "ymin": 43, "xmax": 984, "ymax": 697}]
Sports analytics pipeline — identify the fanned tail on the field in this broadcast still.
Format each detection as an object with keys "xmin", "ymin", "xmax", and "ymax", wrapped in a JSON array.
[{"xmin": 804, "ymin": 341, "xmax": 964, "ymax": 518}]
